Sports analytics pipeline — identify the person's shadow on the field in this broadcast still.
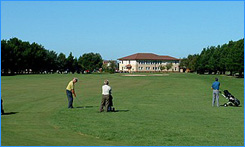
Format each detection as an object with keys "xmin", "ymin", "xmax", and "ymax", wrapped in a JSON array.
[
  {"xmin": 75, "ymin": 106, "xmax": 98, "ymax": 109},
  {"xmin": 112, "ymin": 110, "xmax": 129, "ymax": 112},
  {"xmin": 1, "ymin": 112, "xmax": 18, "ymax": 115}
]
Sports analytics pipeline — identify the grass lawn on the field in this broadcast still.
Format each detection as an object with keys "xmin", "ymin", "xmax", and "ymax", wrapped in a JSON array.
[{"xmin": 1, "ymin": 73, "xmax": 244, "ymax": 146}]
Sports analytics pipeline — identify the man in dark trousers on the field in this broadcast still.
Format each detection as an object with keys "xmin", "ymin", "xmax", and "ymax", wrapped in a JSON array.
[
  {"xmin": 66, "ymin": 78, "xmax": 78, "ymax": 108},
  {"xmin": 211, "ymin": 77, "xmax": 221, "ymax": 107},
  {"xmin": 100, "ymin": 80, "xmax": 112, "ymax": 112}
]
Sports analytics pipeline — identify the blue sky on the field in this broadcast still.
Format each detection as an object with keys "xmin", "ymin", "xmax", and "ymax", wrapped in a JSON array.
[{"xmin": 1, "ymin": 1, "xmax": 244, "ymax": 60}]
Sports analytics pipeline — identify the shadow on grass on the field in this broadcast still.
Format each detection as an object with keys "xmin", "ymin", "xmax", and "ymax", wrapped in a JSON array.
[
  {"xmin": 75, "ymin": 106, "xmax": 99, "ymax": 109},
  {"xmin": 98, "ymin": 110, "xmax": 129, "ymax": 113},
  {"xmin": 220, "ymin": 105, "xmax": 242, "ymax": 108},
  {"xmin": 113, "ymin": 110, "xmax": 129, "ymax": 112},
  {"xmin": 1, "ymin": 112, "xmax": 19, "ymax": 115}
]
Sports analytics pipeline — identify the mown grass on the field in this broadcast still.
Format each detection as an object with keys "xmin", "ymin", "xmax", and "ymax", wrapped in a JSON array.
[{"xmin": 1, "ymin": 73, "xmax": 244, "ymax": 146}]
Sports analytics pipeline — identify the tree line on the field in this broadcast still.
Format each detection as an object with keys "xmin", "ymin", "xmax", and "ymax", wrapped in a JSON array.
[
  {"xmin": 180, "ymin": 38, "xmax": 244, "ymax": 77},
  {"xmin": 1, "ymin": 37, "xmax": 104, "ymax": 75}
]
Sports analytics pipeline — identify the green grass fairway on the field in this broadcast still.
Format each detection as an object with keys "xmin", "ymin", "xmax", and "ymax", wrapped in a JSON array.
[{"xmin": 1, "ymin": 73, "xmax": 244, "ymax": 146}]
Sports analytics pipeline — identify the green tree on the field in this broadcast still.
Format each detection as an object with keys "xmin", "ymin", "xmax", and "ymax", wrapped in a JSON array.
[
  {"xmin": 196, "ymin": 48, "xmax": 209, "ymax": 74},
  {"xmin": 178, "ymin": 38, "xmax": 243, "ymax": 76},
  {"xmin": 179, "ymin": 57, "xmax": 188, "ymax": 70},
  {"xmin": 1, "ymin": 40, "xmax": 9, "ymax": 75},
  {"xmin": 226, "ymin": 41, "xmax": 236, "ymax": 75},
  {"xmin": 206, "ymin": 46, "xmax": 216, "ymax": 74},
  {"xmin": 108, "ymin": 61, "xmax": 117, "ymax": 73},
  {"xmin": 188, "ymin": 54, "xmax": 199, "ymax": 72},
  {"xmin": 57, "ymin": 53, "xmax": 67, "ymax": 73},
  {"xmin": 226, "ymin": 39, "xmax": 244, "ymax": 77},
  {"xmin": 102, "ymin": 61, "xmax": 117, "ymax": 74},
  {"xmin": 45, "ymin": 50, "xmax": 58, "ymax": 73},
  {"xmin": 21, "ymin": 41, "xmax": 32, "ymax": 73},
  {"xmin": 73, "ymin": 57, "xmax": 82, "ymax": 74},
  {"xmin": 31, "ymin": 43, "xmax": 47, "ymax": 73},
  {"xmin": 159, "ymin": 64, "xmax": 166, "ymax": 72},
  {"xmin": 166, "ymin": 63, "xmax": 173, "ymax": 71},
  {"xmin": 218, "ymin": 44, "xmax": 228, "ymax": 74},
  {"xmin": 66, "ymin": 52, "xmax": 74, "ymax": 73},
  {"xmin": 78, "ymin": 56, "xmax": 85, "ymax": 73},
  {"xmin": 78, "ymin": 53, "xmax": 103, "ymax": 72},
  {"xmin": 7, "ymin": 38, "xmax": 22, "ymax": 74},
  {"xmin": 235, "ymin": 39, "xmax": 244, "ymax": 77}
]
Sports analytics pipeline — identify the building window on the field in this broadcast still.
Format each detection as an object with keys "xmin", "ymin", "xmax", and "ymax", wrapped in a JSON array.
[
  {"xmin": 122, "ymin": 61, "xmax": 123, "ymax": 64},
  {"xmin": 146, "ymin": 67, "xmax": 150, "ymax": 70},
  {"xmin": 138, "ymin": 67, "xmax": 143, "ymax": 70},
  {"xmin": 129, "ymin": 60, "xmax": 130, "ymax": 64}
]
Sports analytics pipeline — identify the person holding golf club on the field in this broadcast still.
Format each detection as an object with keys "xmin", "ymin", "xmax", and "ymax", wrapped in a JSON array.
[
  {"xmin": 211, "ymin": 77, "xmax": 220, "ymax": 107},
  {"xmin": 100, "ymin": 80, "xmax": 111, "ymax": 112},
  {"xmin": 66, "ymin": 78, "xmax": 78, "ymax": 108}
]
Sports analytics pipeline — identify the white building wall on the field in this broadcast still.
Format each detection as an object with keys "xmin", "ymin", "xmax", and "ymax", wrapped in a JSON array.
[
  {"xmin": 119, "ymin": 60, "xmax": 137, "ymax": 72},
  {"xmin": 119, "ymin": 60, "xmax": 180, "ymax": 72}
]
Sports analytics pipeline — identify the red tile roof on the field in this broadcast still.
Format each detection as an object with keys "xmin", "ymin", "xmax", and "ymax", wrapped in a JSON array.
[{"xmin": 118, "ymin": 53, "xmax": 180, "ymax": 61}]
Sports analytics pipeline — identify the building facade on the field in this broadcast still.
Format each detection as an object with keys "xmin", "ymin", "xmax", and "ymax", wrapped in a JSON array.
[
  {"xmin": 103, "ymin": 60, "xmax": 118, "ymax": 68},
  {"xmin": 118, "ymin": 53, "xmax": 180, "ymax": 72}
]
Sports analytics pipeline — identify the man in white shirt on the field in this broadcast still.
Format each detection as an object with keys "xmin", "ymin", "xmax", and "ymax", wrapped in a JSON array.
[{"xmin": 100, "ymin": 80, "xmax": 111, "ymax": 112}]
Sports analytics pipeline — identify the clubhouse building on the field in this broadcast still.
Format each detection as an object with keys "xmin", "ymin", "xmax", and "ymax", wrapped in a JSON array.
[{"xmin": 118, "ymin": 53, "xmax": 180, "ymax": 72}]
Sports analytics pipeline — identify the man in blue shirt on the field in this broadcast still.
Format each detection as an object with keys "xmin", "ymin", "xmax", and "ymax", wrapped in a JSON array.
[{"xmin": 211, "ymin": 78, "xmax": 221, "ymax": 107}]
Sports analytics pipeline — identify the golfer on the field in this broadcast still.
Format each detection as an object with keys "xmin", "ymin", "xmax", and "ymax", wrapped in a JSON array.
[
  {"xmin": 211, "ymin": 77, "xmax": 220, "ymax": 107},
  {"xmin": 66, "ymin": 78, "xmax": 78, "ymax": 108},
  {"xmin": 100, "ymin": 80, "xmax": 111, "ymax": 112}
]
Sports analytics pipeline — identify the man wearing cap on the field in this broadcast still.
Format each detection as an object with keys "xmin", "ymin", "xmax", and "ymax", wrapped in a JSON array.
[
  {"xmin": 100, "ymin": 80, "xmax": 111, "ymax": 112},
  {"xmin": 211, "ymin": 77, "xmax": 221, "ymax": 107},
  {"xmin": 66, "ymin": 78, "xmax": 78, "ymax": 108}
]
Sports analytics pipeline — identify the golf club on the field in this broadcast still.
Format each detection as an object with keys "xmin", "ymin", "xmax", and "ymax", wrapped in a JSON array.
[{"xmin": 75, "ymin": 97, "xmax": 83, "ymax": 107}]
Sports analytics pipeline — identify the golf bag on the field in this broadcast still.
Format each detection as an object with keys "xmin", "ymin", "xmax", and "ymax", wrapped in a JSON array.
[
  {"xmin": 108, "ymin": 95, "xmax": 115, "ymax": 112},
  {"xmin": 221, "ymin": 90, "xmax": 240, "ymax": 107}
]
